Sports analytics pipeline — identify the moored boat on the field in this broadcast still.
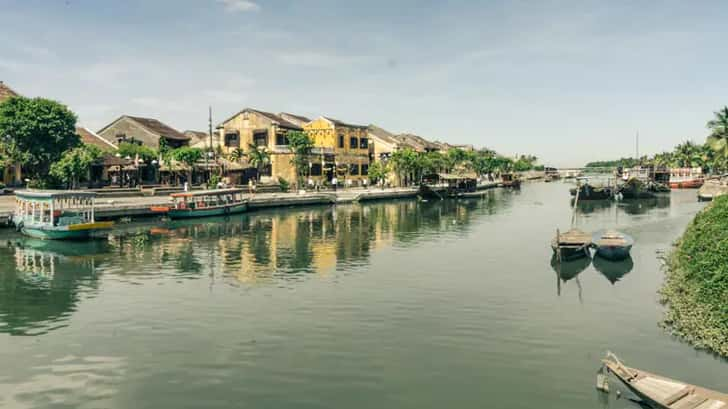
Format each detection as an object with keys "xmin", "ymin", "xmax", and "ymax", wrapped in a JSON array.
[
  {"xmin": 152, "ymin": 188, "xmax": 248, "ymax": 219},
  {"xmin": 12, "ymin": 191, "xmax": 113, "ymax": 240},
  {"xmin": 591, "ymin": 230, "xmax": 633, "ymax": 260},
  {"xmin": 669, "ymin": 167, "xmax": 704, "ymax": 189},
  {"xmin": 551, "ymin": 228, "xmax": 592, "ymax": 261},
  {"xmin": 601, "ymin": 352, "xmax": 728, "ymax": 409},
  {"xmin": 501, "ymin": 173, "xmax": 521, "ymax": 188}
]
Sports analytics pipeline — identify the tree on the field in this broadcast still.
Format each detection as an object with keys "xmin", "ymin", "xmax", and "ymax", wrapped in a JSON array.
[
  {"xmin": 707, "ymin": 106, "xmax": 728, "ymax": 170},
  {"xmin": 171, "ymin": 147, "xmax": 203, "ymax": 183},
  {"xmin": 50, "ymin": 145, "xmax": 104, "ymax": 189},
  {"xmin": 228, "ymin": 148, "xmax": 245, "ymax": 163},
  {"xmin": 287, "ymin": 131, "xmax": 314, "ymax": 187},
  {"xmin": 0, "ymin": 96, "xmax": 79, "ymax": 183},
  {"xmin": 247, "ymin": 144, "xmax": 270, "ymax": 182},
  {"xmin": 367, "ymin": 161, "xmax": 390, "ymax": 187},
  {"xmin": 117, "ymin": 142, "xmax": 158, "ymax": 162},
  {"xmin": 390, "ymin": 148, "xmax": 419, "ymax": 186}
]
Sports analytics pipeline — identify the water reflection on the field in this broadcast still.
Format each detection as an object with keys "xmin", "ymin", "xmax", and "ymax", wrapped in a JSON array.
[
  {"xmin": 0, "ymin": 240, "xmax": 105, "ymax": 336},
  {"xmin": 592, "ymin": 255, "xmax": 634, "ymax": 284},
  {"xmin": 575, "ymin": 195, "xmax": 671, "ymax": 216},
  {"xmin": 550, "ymin": 255, "xmax": 589, "ymax": 300}
]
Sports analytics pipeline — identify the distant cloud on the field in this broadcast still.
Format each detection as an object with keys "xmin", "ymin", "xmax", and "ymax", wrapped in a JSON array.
[
  {"xmin": 216, "ymin": 0, "xmax": 260, "ymax": 13},
  {"xmin": 275, "ymin": 51, "xmax": 373, "ymax": 68}
]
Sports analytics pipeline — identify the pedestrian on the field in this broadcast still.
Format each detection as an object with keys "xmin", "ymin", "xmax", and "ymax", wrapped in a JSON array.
[
  {"xmin": 183, "ymin": 181, "xmax": 189, "ymax": 192},
  {"xmin": 332, "ymin": 176, "xmax": 338, "ymax": 191}
]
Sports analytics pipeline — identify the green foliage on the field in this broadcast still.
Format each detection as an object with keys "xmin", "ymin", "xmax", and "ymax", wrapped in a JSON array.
[
  {"xmin": 287, "ymin": 131, "xmax": 314, "ymax": 186},
  {"xmin": 227, "ymin": 148, "xmax": 244, "ymax": 163},
  {"xmin": 170, "ymin": 146, "xmax": 203, "ymax": 167},
  {"xmin": 278, "ymin": 177, "xmax": 290, "ymax": 192},
  {"xmin": 117, "ymin": 142, "xmax": 158, "ymax": 162},
  {"xmin": 247, "ymin": 144, "xmax": 270, "ymax": 182},
  {"xmin": 0, "ymin": 96, "xmax": 79, "ymax": 182},
  {"xmin": 584, "ymin": 158, "xmax": 641, "ymax": 169},
  {"xmin": 661, "ymin": 196, "xmax": 728, "ymax": 356},
  {"xmin": 367, "ymin": 161, "xmax": 390, "ymax": 184},
  {"xmin": 207, "ymin": 173, "xmax": 221, "ymax": 189},
  {"xmin": 50, "ymin": 145, "xmax": 104, "ymax": 189}
]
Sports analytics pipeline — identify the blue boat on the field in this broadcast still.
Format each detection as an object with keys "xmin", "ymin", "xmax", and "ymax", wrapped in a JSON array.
[{"xmin": 591, "ymin": 230, "xmax": 634, "ymax": 261}]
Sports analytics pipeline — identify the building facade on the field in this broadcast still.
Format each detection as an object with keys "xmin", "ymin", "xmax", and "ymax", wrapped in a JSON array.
[
  {"xmin": 97, "ymin": 115, "xmax": 190, "ymax": 149},
  {"xmin": 303, "ymin": 117, "xmax": 370, "ymax": 186}
]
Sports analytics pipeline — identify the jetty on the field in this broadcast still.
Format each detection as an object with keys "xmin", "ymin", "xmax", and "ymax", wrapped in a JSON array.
[{"xmin": 602, "ymin": 352, "xmax": 727, "ymax": 409}]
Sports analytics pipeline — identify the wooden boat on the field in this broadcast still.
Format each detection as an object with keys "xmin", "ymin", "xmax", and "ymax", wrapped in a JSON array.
[
  {"xmin": 501, "ymin": 173, "xmax": 521, "ymax": 188},
  {"xmin": 570, "ymin": 183, "xmax": 614, "ymax": 200},
  {"xmin": 602, "ymin": 352, "xmax": 727, "ymax": 409},
  {"xmin": 618, "ymin": 178, "xmax": 657, "ymax": 199},
  {"xmin": 12, "ymin": 191, "xmax": 113, "ymax": 240},
  {"xmin": 551, "ymin": 228, "xmax": 592, "ymax": 261},
  {"xmin": 591, "ymin": 230, "xmax": 634, "ymax": 260},
  {"xmin": 669, "ymin": 168, "xmax": 704, "ymax": 189},
  {"xmin": 152, "ymin": 188, "xmax": 248, "ymax": 219}
]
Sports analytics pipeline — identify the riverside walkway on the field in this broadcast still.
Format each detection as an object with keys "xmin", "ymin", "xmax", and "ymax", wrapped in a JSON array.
[{"xmin": 0, "ymin": 182, "xmax": 500, "ymax": 227}]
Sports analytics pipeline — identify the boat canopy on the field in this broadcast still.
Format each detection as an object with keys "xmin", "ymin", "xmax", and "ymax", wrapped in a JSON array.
[
  {"xmin": 15, "ymin": 190, "xmax": 98, "ymax": 200},
  {"xmin": 170, "ymin": 188, "xmax": 245, "ymax": 198}
]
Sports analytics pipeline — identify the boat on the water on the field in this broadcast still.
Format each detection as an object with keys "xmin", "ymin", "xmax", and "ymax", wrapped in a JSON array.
[
  {"xmin": 591, "ymin": 230, "xmax": 634, "ymax": 260},
  {"xmin": 617, "ymin": 177, "xmax": 658, "ymax": 199},
  {"xmin": 570, "ymin": 184, "xmax": 614, "ymax": 200},
  {"xmin": 551, "ymin": 228, "xmax": 592, "ymax": 261},
  {"xmin": 669, "ymin": 167, "xmax": 704, "ymax": 189},
  {"xmin": 501, "ymin": 173, "xmax": 521, "ymax": 188},
  {"xmin": 152, "ymin": 188, "xmax": 248, "ymax": 219},
  {"xmin": 12, "ymin": 191, "xmax": 113, "ymax": 240},
  {"xmin": 601, "ymin": 352, "xmax": 728, "ymax": 409}
]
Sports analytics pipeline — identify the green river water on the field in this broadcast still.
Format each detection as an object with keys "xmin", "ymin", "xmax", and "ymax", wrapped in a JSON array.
[{"xmin": 0, "ymin": 182, "xmax": 725, "ymax": 408}]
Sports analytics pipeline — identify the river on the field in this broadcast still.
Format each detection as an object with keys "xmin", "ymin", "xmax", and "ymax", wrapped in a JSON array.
[{"xmin": 0, "ymin": 182, "xmax": 725, "ymax": 409}]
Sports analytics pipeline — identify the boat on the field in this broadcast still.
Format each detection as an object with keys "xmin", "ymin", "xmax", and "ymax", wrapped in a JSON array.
[
  {"xmin": 669, "ymin": 167, "xmax": 704, "ymax": 189},
  {"xmin": 152, "ymin": 188, "xmax": 249, "ymax": 219},
  {"xmin": 601, "ymin": 352, "xmax": 728, "ymax": 409},
  {"xmin": 551, "ymin": 228, "xmax": 592, "ymax": 261},
  {"xmin": 617, "ymin": 177, "xmax": 657, "ymax": 199},
  {"xmin": 591, "ymin": 230, "xmax": 634, "ymax": 260},
  {"xmin": 501, "ymin": 173, "xmax": 521, "ymax": 188},
  {"xmin": 12, "ymin": 191, "xmax": 113, "ymax": 240},
  {"xmin": 570, "ymin": 177, "xmax": 615, "ymax": 200}
]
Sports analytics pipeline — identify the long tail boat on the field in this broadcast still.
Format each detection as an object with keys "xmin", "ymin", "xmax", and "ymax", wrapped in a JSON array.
[
  {"xmin": 151, "ymin": 188, "xmax": 248, "ymax": 219},
  {"xmin": 602, "ymin": 352, "xmax": 727, "ymax": 409},
  {"xmin": 12, "ymin": 191, "xmax": 113, "ymax": 240}
]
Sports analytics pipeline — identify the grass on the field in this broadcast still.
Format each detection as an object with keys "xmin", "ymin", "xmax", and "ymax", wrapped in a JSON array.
[{"xmin": 660, "ymin": 196, "xmax": 728, "ymax": 357}]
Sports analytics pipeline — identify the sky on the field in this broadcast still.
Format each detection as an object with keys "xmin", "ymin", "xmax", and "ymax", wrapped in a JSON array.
[{"xmin": 1, "ymin": 0, "xmax": 727, "ymax": 167}]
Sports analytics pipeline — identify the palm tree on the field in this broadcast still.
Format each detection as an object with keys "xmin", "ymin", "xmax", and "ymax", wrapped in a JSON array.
[
  {"xmin": 228, "ymin": 148, "xmax": 245, "ymax": 163},
  {"xmin": 247, "ymin": 144, "xmax": 270, "ymax": 182},
  {"xmin": 707, "ymin": 107, "xmax": 728, "ymax": 169}
]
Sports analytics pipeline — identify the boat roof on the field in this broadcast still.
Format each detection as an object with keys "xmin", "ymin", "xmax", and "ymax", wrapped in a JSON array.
[
  {"xmin": 15, "ymin": 190, "xmax": 97, "ymax": 199},
  {"xmin": 170, "ymin": 188, "xmax": 245, "ymax": 198}
]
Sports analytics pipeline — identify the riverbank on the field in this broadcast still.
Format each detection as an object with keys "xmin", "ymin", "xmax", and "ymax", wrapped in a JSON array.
[
  {"xmin": 0, "ymin": 182, "xmax": 502, "ymax": 227},
  {"xmin": 660, "ymin": 195, "xmax": 728, "ymax": 357}
]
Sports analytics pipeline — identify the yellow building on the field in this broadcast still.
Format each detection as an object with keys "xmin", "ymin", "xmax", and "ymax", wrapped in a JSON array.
[
  {"xmin": 303, "ymin": 116, "xmax": 370, "ymax": 187},
  {"xmin": 218, "ymin": 108, "xmax": 304, "ymax": 184}
]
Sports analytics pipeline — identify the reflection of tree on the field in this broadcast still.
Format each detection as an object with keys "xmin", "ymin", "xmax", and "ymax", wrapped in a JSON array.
[
  {"xmin": 619, "ymin": 195, "xmax": 670, "ymax": 215},
  {"xmin": 0, "ymin": 242, "xmax": 103, "ymax": 336}
]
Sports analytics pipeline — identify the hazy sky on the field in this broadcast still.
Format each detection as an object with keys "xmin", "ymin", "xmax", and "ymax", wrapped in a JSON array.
[{"xmin": 1, "ymin": 0, "xmax": 727, "ymax": 166}]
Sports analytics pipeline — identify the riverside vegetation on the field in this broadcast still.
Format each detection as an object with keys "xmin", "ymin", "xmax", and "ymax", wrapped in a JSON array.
[{"xmin": 661, "ymin": 195, "xmax": 728, "ymax": 357}]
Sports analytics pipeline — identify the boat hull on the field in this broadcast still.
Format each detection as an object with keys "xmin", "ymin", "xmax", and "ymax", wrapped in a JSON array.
[
  {"xmin": 551, "ymin": 242, "xmax": 591, "ymax": 261},
  {"xmin": 167, "ymin": 203, "xmax": 248, "ymax": 219},
  {"xmin": 594, "ymin": 244, "xmax": 632, "ymax": 261},
  {"xmin": 669, "ymin": 179, "xmax": 703, "ymax": 189},
  {"xmin": 20, "ymin": 221, "xmax": 114, "ymax": 240}
]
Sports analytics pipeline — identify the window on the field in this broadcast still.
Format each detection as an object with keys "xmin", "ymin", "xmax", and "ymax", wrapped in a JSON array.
[
  {"xmin": 224, "ymin": 132, "xmax": 239, "ymax": 147},
  {"xmin": 253, "ymin": 132, "xmax": 267, "ymax": 147},
  {"xmin": 311, "ymin": 163, "xmax": 322, "ymax": 176},
  {"xmin": 360, "ymin": 137, "xmax": 368, "ymax": 149},
  {"xmin": 349, "ymin": 164, "xmax": 359, "ymax": 175},
  {"xmin": 338, "ymin": 134, "xmax": 345, "ymax": 148},
  {"xmin": 350, "ymin": 137, "xmax": 358, "ymax": 149},
  {"xmin": 361, "ymin": 164, "xmax": 369, "ymax": 175},
  {"xmin": 275, "ymin": 134, "xmax": 289, "ymax": 146}
]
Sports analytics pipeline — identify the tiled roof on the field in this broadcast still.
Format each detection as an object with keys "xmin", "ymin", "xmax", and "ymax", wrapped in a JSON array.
[
  {"xmin": 220, "ymin": 108, "xmax": 302, "ymax": 130},
  {"xmin": 184, "ymin": 130, "xmax": 209, "ymax": 142},
  {"xmin": 126, "ymin": 116, "xmax": 189, "ymax": 140},
  {"xmin": 0, "ymin": 81, "xmax": 20, "ymax": 103},
  {"xmin": 77, "ymin": 126, "xmax": 118, "ymax": 150},
  {"xmin": 367, "ymin": 124, "xmax": 400, "ymax": 145},
  {"xmin": 322, "ymin": 116, "xmax": 368, "ymax": 129},
  {"xmin": 279, "ymin": 112, "xmax": 311, "ymax": 125}
]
